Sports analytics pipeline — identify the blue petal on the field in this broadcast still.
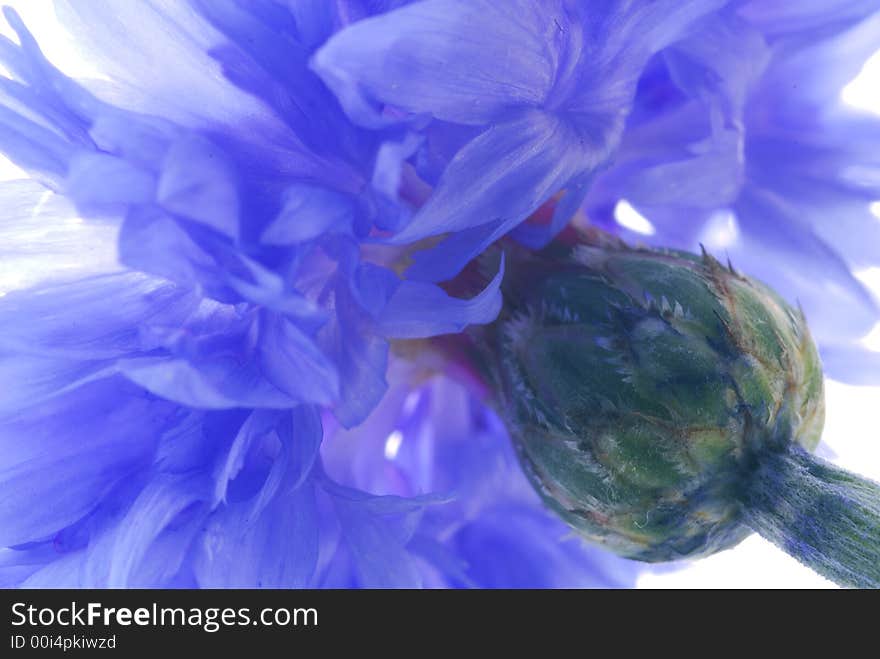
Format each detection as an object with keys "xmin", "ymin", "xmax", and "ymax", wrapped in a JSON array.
[
  {"xmin": 0, "ymin": 377, "xmax": 174, "ymax": 547},
  {"xmin": 198, "ymin": 407, "xmax": 322, "ymax": 587},
  {"xmin": 224, "ymin": 255, "xmax": 327, "ymax": 326},
  {"xmin": 371, "ymin": 132, "xmax": 423, "ymax": 201},
  {"xmin": 321, "ymin": 479, "xmax": 449, "ymax": 588},
  {"xmin": 0, "ymin": 180, "xmax": 119, "ymax": 292},
  {"xmin": 390, "ymin": 111, "xmax": 588, "ymax": 265},
  {"xmin": 819, "ymin": 344, "xmax": 880, "ymax": 386},
  {"xmin": 664, "ymin": 12, "xmax": 770, "ymax": 123},
  {"xmin": 288, "ymin": 0, "xmax": 336, "ymax": 50},
  {"xmin": 451, "ymin": 505, "xmax": 637, "ymax": 588},
  {"xmin": 351, "ymin": 262, "xmax": 401, "ymax": 318},
  {"xmin": 753, "ymin": 11, "xmax": 880, "ymax": 124},
  {"xmin": 117, "ymin": 355, "xmax": 293, "ymax": 410},
  {"xmin": 0, "ymin": 105, "xmax": 76, "ymax": 184},
  {"xmin": 0, "ymin": 546, "xmax": 57, "ymax": 588},
  {"xmin": 230, "ymin": 406, "xmax": 323, "ymax": 515},
  {"xmin": 287, "ymin": 405, "xmax": 324, "ymax": 490},
  {"xmin": 259, "ymin": 313, "xmax": 341, "ymax": 406},
  {"xmin": 0, "ymin": 271, "xmax": 198, "ymax": 359},
  {"xmin": 192, "ymin": 0, "xmax": 373, "ymax": 165},
  {"xmin": 566, "ymin": 0, "xmax": 730, "ymax": 79},
  {"xmin": 511, "ymin": 177, "xmax": 591, "ymax": 249},
  {"xmin": 195, "ymin": 480, "xmax": 318, "ymax": 588},
  {"xmin": 212, "ymin": 409, "xmax": 281, "ymax": 506},
  {"xmin": 0, "ymin": 6, "xmax": 99, "ymax": 134},
  {"xmin": 110, "ymin": 299, "xmax": 335, "ymax": 411},
  {"xmin": 66, "ymin": 152, "xmax": 156, "ymax": 209},
  {"xmin": 88, "ymin": 110, "xmax": 177, "ymax": 169},
  {"xmin": 118, "ymin": 206, "xmax": 232, "ymax": 299},
  {"xmin": 621, "ymin": 130, "xmax": 745, "ymax": 209},
  {"xmin": 378, "ymin": 255, "xmax": 504, "ymax": 338},
  {"xmin": 106, "ymin": 472, "xmax": 210, "ymax": 587},
  {"xmin": 157, "ymin": 134, "xmax": 240, "ymax": 239},
  {"xmin": 0, "ymin": 354, "xmax": 111, "ymax": 417},
  {"xmin": 321, "ymin": 277, "xmax": 390, "ymax": 428},
  {"xmin": 312, "ymin": 0, "xmax": 568, "ymax": 127},
  {"xmin": 20, "ymin": 552, "xmax": 92, "ymax": 588},
  {"xmin": 731, "ymin": 189, "xmax": 879, "ymax": 344},
  {"xmin": 739, "ymin": 0, "xmax": 880, "ymax": 39},
  {"xmin": 53, "ymin": 0, "xmax": 280, "ymax": 130},
  {"xmin": 404, "ymin": 219, "xmax": 504, "ymax": 283},
  {"xmin": 261, "ymin": 183, "xmax": 355, "ymax": 245}
]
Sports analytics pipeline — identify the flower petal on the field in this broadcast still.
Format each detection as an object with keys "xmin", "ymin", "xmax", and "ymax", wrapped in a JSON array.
[
  {"xmin": 261, "ymin": 183, "xmax": 355, "ymax": 245},
  {"xmin": 53, "ymin": 0, "xmax": 277, "ymax": 129},
  {"xmin": 118, "ymin": 356, "xmax": 293, "ymax": 410},
  {"xmin": 0, "ymin": 271, "xmax": 197, "ymax": 359},
  {"xmin": 106, "ymin": 472, "xmax": 210, "ymax": 587},
  {"xmin": 312, "ymin": 0, "xmax": 567, "ymax": 127},
  {"xmin": 259, "ymin": 313, "xmax": 340, "ymax": 406},
  {"xmin": 322, "ymin": 480, "xmax": 449, "ymax": 588},
  {"xmin": 731, "ymin": 189, "xmax": 879, "ymax": 344},
  {"xmin": 195, "ymin": 480, "xmax": 318, "ymax": 588},
  {"xmin": 378, "ymin": 255, "xmax": 504, "ymax": 339},
  {"xmin": 118, "ymin": 206, "xmax": 230, "ymax": 298},
  {"xmin": 66, "ymin": 152, "xmax": 156, "ymax": 209},
  {"xmin": 819, "ymin": 344, "xmax": 880, "ymax": 386},
  {"xmin": 321, "ymin": 277, "xmax": 390, "ymax": 428},
  {"xmin": 0, "ymin": 180, "xmax": 119, "ymax": 293},
  {"xmin": 0, "ymin": 377, "xmax": 175, "ymax": 547},
  {"xmin": 451, "ymin": 505, "xmax": 638, "ymax": 588},
  {"xmin": 212, "ymin": 409, "xmax": 280, "ymax": 507},
  {"xmin": 157, "ymin": 134, "xmax": 240, "ymax": 240},
  {"xmin": 391, "ymin": 111, "xmax": 588, "ymax": 277}
]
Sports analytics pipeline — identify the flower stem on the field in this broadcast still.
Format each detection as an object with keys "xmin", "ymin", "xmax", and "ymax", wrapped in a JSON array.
[{"xmin": 741, "ymin": 444, "xmax": 880, "ymax": 588}]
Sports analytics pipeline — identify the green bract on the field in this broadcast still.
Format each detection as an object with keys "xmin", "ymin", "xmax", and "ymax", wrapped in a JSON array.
[{"xmin": 490, "ymin": 232, "xmax": 825, "ymax": 562}]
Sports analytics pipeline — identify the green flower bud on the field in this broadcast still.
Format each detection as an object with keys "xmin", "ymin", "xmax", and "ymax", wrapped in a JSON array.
[{"xmin": 468, "ymin": 230, "xmax": 880, "ymax": 586}]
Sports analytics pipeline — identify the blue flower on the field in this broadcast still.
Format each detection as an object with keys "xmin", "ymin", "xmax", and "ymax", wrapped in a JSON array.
[
  {"xmin": 0, "ymin": 2, "xmax": 505, "ymax": 423},
  {"xmin": 0, "ymin": 1, "xmax": 505, "ymax": 587},
  {"xmin": 0, "ymin": 0, "xmax": 878, "ymax": 587}
]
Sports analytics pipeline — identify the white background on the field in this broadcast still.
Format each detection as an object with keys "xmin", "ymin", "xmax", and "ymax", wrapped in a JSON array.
[{"xmin": 2, "ymin": 2, "xmax": 879, "ymax": 588}]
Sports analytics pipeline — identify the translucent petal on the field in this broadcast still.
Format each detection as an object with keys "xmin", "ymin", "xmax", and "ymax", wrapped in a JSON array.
[
  {"xmin": 66, "ymin": 152, "xmax": 156, "ymax": 209},
  {"xmin": 54, "ymin": 0, "xmax": 281, "ymax": 130},
  {"xmin": 261, "ymin": 183, "xmax": 355, "ymax": 245},
  {"xmin": 118, "ymin": 355, "xmax": 294, "ymax": 410},
  {"xmin": 391, "ymin": 112, "xmax": 587, "ymax": 245},
  {"xmin": 321, "ymin": 278, "xmax": 389, "ymax": 428},
  {"xmin": 157, "ymin": 134, "xmax": 240, "ymax": 240},
  {"xmin": 731, "ymin": 189, "xmax": 879, "ymax": 344},
  {"xmin": 0, "ymin": 271, "xmax": 197, "ymax": 359},
  {"xmin": 378, "ymin": 255, "xmax": 504, "ymax": 338},
  {"xmin": 739, "ymin": 0, "xmax": 880, "ymax": 39},
  {"xmin": 322, "ymin": 480, "xmax": 448, "ymax": 588},
  {"xmin": 259, "ymin": 313, "xmax": 340, "ymax": 406},
  {"xmin": 451, "ymin": 505, "xmax": 636, "ymax": 588},
  {"xmin": 819, "ymin": 344, "xmax": 880, "ymax": 386},
  {"xmin": 0, "ymin": 377, "xmax": 176, "ymax": 547},
  {"xmin": 193, "ymin": 0, "xmax": 372, "ymax": 165},
  {"xmin": 0, "ymin": 180, "xmax": 119, "ymax": 293},
  {"xmin": 212, "ymin": 409, "xmax": 281, "ymax": 506},
  {"xmin": 106, "ymin": 472, "xmax": 210, "ymax": 587},
  {"xmin": 118, "ymin": 206, "xmax": 230, "ymax": 298},
  {"xmin": 195, "ymin": 480, "xmax": 318, "ymax": 588},
  {"xmin": 312, "ymin": 0, "xmax": 567, "ymax": 127}
]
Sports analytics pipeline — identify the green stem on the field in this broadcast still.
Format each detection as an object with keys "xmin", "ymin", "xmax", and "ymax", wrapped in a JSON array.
[{"xmin": 741, "ymin": 444, "xmax": 880, "ymax": 588}]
